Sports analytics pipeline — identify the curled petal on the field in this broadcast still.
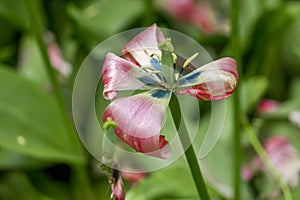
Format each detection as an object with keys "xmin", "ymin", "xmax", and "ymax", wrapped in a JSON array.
[
  {"xmin": 177, "ymin": 57, "xmax": 238, "ymax": 100},
  {"xmin": 122, "ymin": 24, "xmax": 166, "ymax": 67},
  {"xmin": 111, "ymin": 168, "xmax": 125, "ymax": 200},
  {"xmin": 102, "ymin": 89, "xmax": 172, "ymax": 159},
  {"xmin": 102, "ymin": 53, "xmax": 161, "ymax": 100}
]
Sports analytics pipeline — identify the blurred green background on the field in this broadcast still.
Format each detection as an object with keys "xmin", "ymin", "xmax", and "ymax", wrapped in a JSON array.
[{"xmin": 1, "ymin": 0, "xmax": 300, "ymax": 199}]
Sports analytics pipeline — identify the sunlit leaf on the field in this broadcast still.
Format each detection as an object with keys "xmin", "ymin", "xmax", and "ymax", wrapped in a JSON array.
[{"xmin": 0, "ymin": 66, "xmax": 83, "ymax": 164}]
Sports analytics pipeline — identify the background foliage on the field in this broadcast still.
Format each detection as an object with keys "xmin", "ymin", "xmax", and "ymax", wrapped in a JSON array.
[{"xmin": 0, "ymin": 0, "xmax": 300, "ymax": 199}]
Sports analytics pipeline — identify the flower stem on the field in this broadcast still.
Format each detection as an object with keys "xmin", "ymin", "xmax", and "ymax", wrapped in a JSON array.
[
  {"xmin": 25, "ymin": 1, "xmax": 94, "ymax": 199},
  {"xmin": 25, "ymin": 0, "xmax": 81, "ymax": 153},
  {"xmin": 169, "ymin": 95, "xmax": 210, "ymax": 200},
  {"xmin": 243, "ymin": 120, "xmax": 292, "ymax": 200},
  {"xmin": 231, "ymin": 0, "xmax": 242, "ymax": 199}
]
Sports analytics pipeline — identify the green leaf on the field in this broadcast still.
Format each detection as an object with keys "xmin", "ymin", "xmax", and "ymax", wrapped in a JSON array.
[
  {"xmin": 18, "ymin": 35, "xmax": 49, "ymax": 86},
  {"xmin": 0, "ymin": 66, "xmax": 83, "ymax": 164},
  {"xmin": 0, "ymin": 0, "xmax": 28, "ymax": 29},
  {"xmin": 263, "ymin": 98, "xmax": 300, "ymax": 119},
  {"xmin": 0, "ymin": 150, "xmax": 50, "ymax": 170},
  {"xmin": 126, "ymin": 159, "xmax": 198, "ymax": 200},
  {"xmin": 67, "ymin": 0, "xmax": 145, "ymax": 48},
  {"xmin": 289, "ymin": 78, "xmax": 300, "ymax": 98},
  {"xmin": 240, "ymin": 76, "xmax": 269, "ymax": 113},
  {"xmin": 0, "ymin": 172, "xmax": 51, "ymax": 200}
]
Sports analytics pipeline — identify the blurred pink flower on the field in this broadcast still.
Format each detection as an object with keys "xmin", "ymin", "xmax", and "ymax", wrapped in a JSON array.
[
  {"xmin": 156, "ymin": 0, "xmax": 218, "ymax": 34},
  {"xmin": 241, "ymin": 165, "xmax": 254, "ymax": 181},
  {"xmin": 191, "ymin": 2, "xmax": 216, "ymax": 33},
  {"xmin": 121, "ymin": 170, "xmax": 146, "ymax": 185},
  {"xmin": 252, "ymin": 136, "xmax": 300, "ymax": 187},
  {"xmin": 102, "ymin": 24, "xmax": 238, "ymax": 159},
  {"xmin": 48, "ymin": 42, "xmax": 72, "ymax": 78},
  {"xmin": 163, "ymin": 0, "xmax": 194, "ymax": 22},
  {"xmin": 44, "ymin": 32, "xmax": 72, "ymax": 78},
  {"xmin": 257, "ymin": 99, "xmax": 279, "ymax": 114}
]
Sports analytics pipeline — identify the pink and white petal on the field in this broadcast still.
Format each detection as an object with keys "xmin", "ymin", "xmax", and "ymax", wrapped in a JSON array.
[
  {"xmin": 102, "ymin": 89, "xmax": 172, "ymax": 159},
  {"xmin": 111, "ymin": 176, "xmax": 125, "ymax": 200},
  {"xmin": 102, "ymin": 53, "xmax": 160, "ymax": 100},
  {"xmin": 122, "ymin": 24, "xmax": 166, "ymax": 67},
  {"xmin": 177, "ymin": 57, "xmax": 238, "ymax": 101}
]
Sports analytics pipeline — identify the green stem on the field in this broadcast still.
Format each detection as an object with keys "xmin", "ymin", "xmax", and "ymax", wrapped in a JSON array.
[
  {"xmin": 169, "ymin": 95, "xmax": 210, "ymax": 200},
  {"xmin": 25, "ymin": 1, "xmax": 94, "ymax": 199},
  {"xmin": 231, "ymin": 0, "xmax": 242, "ymax": 199},
  {"xmin": 243, "ymin": 120, "xmax": 292, "ymax": 200},
  {"xmin": 25, "ymin": 0, "xmax": 82, "ymax": 154}
]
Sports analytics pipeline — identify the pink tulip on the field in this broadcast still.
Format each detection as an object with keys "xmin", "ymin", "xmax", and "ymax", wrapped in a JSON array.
[{"xmin": 102, "ymin": 24, "xmax": 238, "ymax": 159}]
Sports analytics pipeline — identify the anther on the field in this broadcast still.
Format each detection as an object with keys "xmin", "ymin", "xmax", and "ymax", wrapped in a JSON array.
[
  {"xmin": 183, "ymin": 52, "xmax": 199, "ymax": 69},
  {"xmin": 150, "ymin": 53, "xmax": 161, "ymax": 61}
]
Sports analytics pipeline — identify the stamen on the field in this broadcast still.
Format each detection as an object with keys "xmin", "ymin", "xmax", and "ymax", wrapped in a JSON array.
[
  {"xmin": 183, "ymin": 52, "xmax": 199, "ymax": 69},
  {"xmin": 172, "ymin": 53, "xmax": 177, "ymax": 63},
  {"xmin": 139, "ymin": 66, "xmax": 155, "ymax": 71},
  {"xmin": 172, "ymin": 53, "xmax": 177, "ymax": 71},
  {"xmin": 177, "ymin": 52, "xmax": 199, "ymax": 80},
  {"xmin": 139, "ymin": 66, "xmax": 165, "ymax": 82},
  {"xmin": 150, "ymin": 53, "xmax": 161, "ymax": 61},
  {"xmin": 150, "ymin": 70, "xmax": 164, "ymax": 75}
]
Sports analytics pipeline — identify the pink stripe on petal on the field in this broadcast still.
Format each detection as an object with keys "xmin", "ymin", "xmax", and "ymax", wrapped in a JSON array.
[
  {"xmin": 122, "ymin": 24, "xmax": 166, "ymax": 67},
  {"xmin": 102, "ymin": 90, "xmax": 171, "ymax": 159},
  {"xmin": 102, "ymin": 53, "xmax": 159, "ymax": 100},
  {"xmin": 177, "ymin": 57, "xmax": 238, "ymax": 101}
]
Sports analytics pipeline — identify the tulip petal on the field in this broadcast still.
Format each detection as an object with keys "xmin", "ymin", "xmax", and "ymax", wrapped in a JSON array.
[
  {"xmin": 102, "ymin": 53, "xmax": 162, "ymax": 100},
  {"xmin": 177, "ymin": 57, "xmax": 238, "ymax": 100},
  {"xmin": 102, "ymin": 89, "xmax": 172, "ymax": 159},
  {"xmin": 122, "ymin": 24, "xmax": 166, "ymax": 67}
]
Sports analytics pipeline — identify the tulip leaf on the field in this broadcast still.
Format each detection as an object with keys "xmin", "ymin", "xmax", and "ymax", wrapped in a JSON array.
[
  {"xmin": 0, "ymin": 150, "xmax": 50, "ymax": 170},
  {"xmin": 289, "ymin": 78, "xmax": 300, "ymax": 98},
  {"xmin": 67, "ymin": 0, "xmax": 145, "ymax": 48},
  {"xmin": 0, "ymin": 66, "xmax": 84, "ymax": 164},
  {"xmin": 0, "ymin": 172, "xmax": 51, "ymax": 200},
  {"xmin": 262, "ymin": 98, "xmax": 300, "ymax": 119},
  {"xmin": 240, "ymin": 76, "xmax": 269, "ymax": 113},
  {"xmin": 0, "ymin": 0, "xmax": 28, "ymax": 29},
  {"xmin": 18, "ymin": 35, "xmax": 49, "ymax": 86},
  {"xmin": 126, "ymin": 159, "xmax": 198, "ymax": 200}
]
